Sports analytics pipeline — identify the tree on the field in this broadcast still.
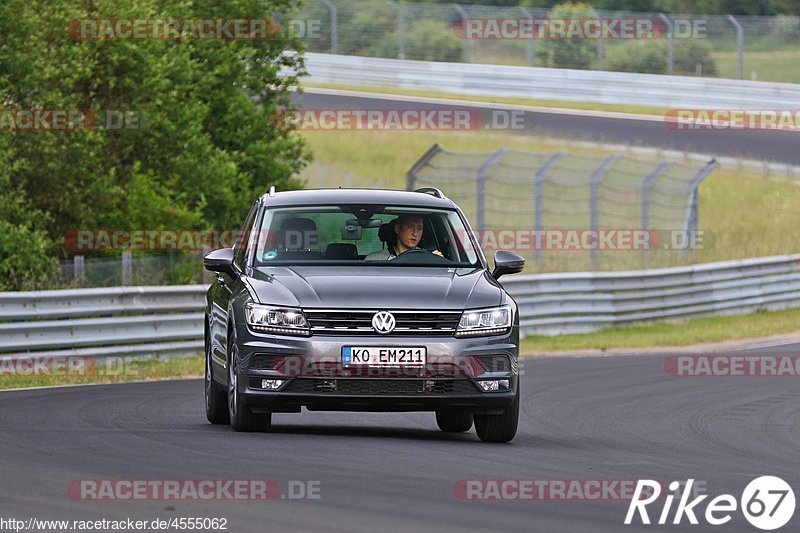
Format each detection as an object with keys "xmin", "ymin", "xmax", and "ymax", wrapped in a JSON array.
[{"xmin": 0, "ymin": 0, "xmax": 310, "ymax": 268}]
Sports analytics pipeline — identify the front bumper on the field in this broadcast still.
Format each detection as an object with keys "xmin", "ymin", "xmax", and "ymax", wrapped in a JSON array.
[{"xmin": 234, "ymin": 323, "xmax": 520, "ymax": 414}]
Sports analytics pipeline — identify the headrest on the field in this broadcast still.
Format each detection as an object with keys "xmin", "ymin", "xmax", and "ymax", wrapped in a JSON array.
[
  {"xmin": 279, "ymin": 217, "xmax": 318, "ymax": 250},
  {"xmin": 325, "ymin": 243, "xmax": 358, "ymax": 260},
  {"xmin": 378, "ymin": 219, "xmax": 398, "ymax": 245}
]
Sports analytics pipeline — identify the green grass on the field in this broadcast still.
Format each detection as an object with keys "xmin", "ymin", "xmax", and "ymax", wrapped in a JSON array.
[
  {"xmin": 300, "ymin": 82, "xmax": 670, "ymax": 116},
  {"xmin": 713, "ymin": 49, "xmax": 800, "ymax": 84},
  {"xmin": 521, "ymin": 307, "xmax": 800, "ymax": 354},
  {"xmin": 0, "ymin": 355, "xmax": 203, "ymax": 390}
]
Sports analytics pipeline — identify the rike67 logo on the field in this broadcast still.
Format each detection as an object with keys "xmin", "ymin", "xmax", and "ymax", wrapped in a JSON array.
[{"xmin": 625, "ymin": 477, "xmax": 795, "ymax": 530}]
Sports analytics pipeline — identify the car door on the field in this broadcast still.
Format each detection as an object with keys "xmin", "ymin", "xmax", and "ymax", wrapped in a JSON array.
[{"xmin": 209, "ymin": 202, "xmax": 259, "ymax": 366}]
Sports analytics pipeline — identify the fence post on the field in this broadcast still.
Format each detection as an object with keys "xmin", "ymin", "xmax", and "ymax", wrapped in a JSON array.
[
  {"xmin": 593, "ymin": 9, "xmax": 603, "ymax": 70},
  {"xmin": 519, "ymin": 6, "xmax": 536, "ymax": 67},
  {"xmin": 641, "ymin": 162, "xmax": 671, "ymax": 269},
  {"xmin": 122, "ymin": 251, "xmax": 132, "ymax": 285},
  {"xmin": 475, "ymin": 149, "xmax": 509, "ymax": 232},
  {"xmin": 73, "ymin": 255, "xmax": 85, "ymax": 283},
  {"xmin": 390, "ymin": 1, "xmax": 405, "ymax": 59},
  {"xmin": 727, "ymin": 15, "xmax": 744, "ymax": 80},
  {"xmin": 405, "ymin": 143, "xmax": 443, "ymax": 191},
  {"xmin": 658, "ymin": 13, "xmax": 674, "ymax": 75},
  {"xmin": 684, "ymin": 159, "xmax": 719, "ymax": 259},
  {"xmin": 321, "ymin": 0, "xmax": 338, "ymax": 54},
  {"xmin": 534, "ymin": 153, "xmax": 567, "ymax": 264},
  {"xmin": 589, "ymin": 155, "xmax": 620, "ymax": 270},
  {"xmin": 453, "ymin": 4, "xmax": 470, "ymax": 63}
]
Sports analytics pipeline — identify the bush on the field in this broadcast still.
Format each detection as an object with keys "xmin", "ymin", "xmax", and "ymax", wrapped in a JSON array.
[
  {"xmin": 607, "ymin": 39, "xmax": 717, "ymax": 76},
  {"xmin": 404, "ymin": 20, "xmax": 463, "ymax": 62},
  {"xmin": 541, "ymin": 3, "xmax": 596, "ymax": 70}
]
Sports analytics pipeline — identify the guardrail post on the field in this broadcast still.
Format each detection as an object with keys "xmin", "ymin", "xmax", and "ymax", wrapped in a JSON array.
[
  {"xmin": 641, "ymin": 162, "xmax": 671, "ymax": 269},
  {"xmin": 453, "ymin": 4, "xmax": 471, "ymax": 63},
  {"xmin": 405, "ymin": 144, "xmax": 443, "ymax": 190},
  {"xmin": 589, "ymin": 155, "xmax": 621, "ymax": 270},
  {"xmin": 122, "ymin": 251, "xmax": 132, "ymax": 285},
  {"xmin": 390, "ymin": 1, "xmax": 405, "ymax": 60},
  {"xmin": 476, "ymin": 149, "xmax": 509, "ymax": 231},
  {"xmin": 658, "ymin": 13, "xmax": 674, "ymax": 75},
  {"xmin": 73, "ymin": 255, "xmax": 85, "ymax": 283},
  {"xmin": 727, "ymin": 15, "xmax": 744, "ymax": 80},
  {"xmin": 534, "ymin": 153, "xmax": 567, "ymax": 264},
  {"xmin": 519, "ymin": 6, "xmax": 536, "ymax": 67},
  {"xmin": 321, "ymin": 0, "xmax": 338, "ymax": 54}
]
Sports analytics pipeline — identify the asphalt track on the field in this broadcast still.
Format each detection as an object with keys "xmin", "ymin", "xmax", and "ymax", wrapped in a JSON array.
[
  {"xmin": 2, "ymin": 344, "xmax": 799, "ymax": 532},
  {"xmin": 293, "ymin": 91, "xmax": 800, "ymax": 166}
]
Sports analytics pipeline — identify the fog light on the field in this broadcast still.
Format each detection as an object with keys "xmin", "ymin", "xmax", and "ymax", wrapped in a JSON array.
[
  {"xmin": 261, "ymin": 379, "xmax": 285, "ymax": 390},
  {"xmin": 477, "ymin": 379, "xmax": 510, "ymax": 392}
]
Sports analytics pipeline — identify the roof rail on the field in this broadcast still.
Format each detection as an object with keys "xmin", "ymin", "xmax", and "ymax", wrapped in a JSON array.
[{"xmin": 413, "ymin": 187, "xmax": 446, "ymax": 199}]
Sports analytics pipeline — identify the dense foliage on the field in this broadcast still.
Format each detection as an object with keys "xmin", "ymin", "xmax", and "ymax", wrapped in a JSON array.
[{"xmin": 0, "ymin": 0, "xmax": 310, "ymax": 289}]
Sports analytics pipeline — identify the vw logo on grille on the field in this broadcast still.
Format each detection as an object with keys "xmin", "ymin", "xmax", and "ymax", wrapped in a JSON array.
[{"xmin": 372, "ymin": 311, "xmax": 396, "ymax": 334}]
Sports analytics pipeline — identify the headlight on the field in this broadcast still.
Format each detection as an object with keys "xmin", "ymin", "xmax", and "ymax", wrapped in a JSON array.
[
  {"xmin": 456, "ymin": 305, "xmax": 512, "ymax": 337},
  {"xmin": 245, "ymin": 303, "xmax": 310, "ymax": 336}
]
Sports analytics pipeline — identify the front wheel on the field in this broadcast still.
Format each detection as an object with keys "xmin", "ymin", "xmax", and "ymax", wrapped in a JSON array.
[
  {"xmin": 205, "ymin": 324, "xmax": 229, "ymax": 425},
  {"xmin": 474, "ymin": 386, "xmax": 519, "ymax": 443},
  {"xmin": 227, "ymin": 329, "xmax": 271, "ymax": 432},
  {"xmin": 436, "ymin": 409, "xmax": 473, "ymax": 433}
]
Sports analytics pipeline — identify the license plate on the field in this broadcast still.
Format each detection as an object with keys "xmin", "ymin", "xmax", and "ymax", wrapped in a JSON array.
[{"xmin": 342, "ymin": 346, "xmax": 426, "ymax": 366}]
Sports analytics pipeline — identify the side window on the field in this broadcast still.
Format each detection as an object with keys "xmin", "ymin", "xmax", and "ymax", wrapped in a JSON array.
[{"xmin": 233, "ymin": 204, "xmax": 259, "ymax": 270}]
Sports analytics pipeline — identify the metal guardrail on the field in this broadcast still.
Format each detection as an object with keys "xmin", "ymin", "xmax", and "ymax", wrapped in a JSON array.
[
  {"xmin": 304, "ymin": 52, "xmax": 800, "ymax": 109},
  {"xmin": 1, "ymin": 254, "xmax": 799, "ymax": 358},
  {"xmin": 503, "ymin": 254, "xmax": 800, "ymax": 336},
  {"xmin": 0, "ymin": 286, "xmax": 206, "ymax": 359}
]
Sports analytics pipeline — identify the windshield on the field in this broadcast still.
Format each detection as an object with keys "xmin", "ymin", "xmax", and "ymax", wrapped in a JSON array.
[{"xmin": 253, "ymin": 205, "xmax": 481, "ymax": 267}]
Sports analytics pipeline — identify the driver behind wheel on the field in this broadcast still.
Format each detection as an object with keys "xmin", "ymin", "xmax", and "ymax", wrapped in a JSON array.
[{"xmin": 365, "ymin": 213, "xmax": 443, "ymax": 260}]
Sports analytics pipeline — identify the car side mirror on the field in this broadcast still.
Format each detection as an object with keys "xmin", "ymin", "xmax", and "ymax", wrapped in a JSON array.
[
  {"xmin": 203, "ymin": 248, "xmax": 238, "ymax": 278},
  {"xmin": 492, "ymin": 250, "xmax": 525, "ymax": 280}
]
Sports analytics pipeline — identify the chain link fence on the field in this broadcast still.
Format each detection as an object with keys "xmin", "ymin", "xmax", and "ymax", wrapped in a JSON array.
[
  {"xmin": 294, "ymin": 0, "xmax": 800, "ymax": 83},
  {"xmin": 56, "ymin": 252, "xmax": 208, "ymax": 288},
  {"xmin": 407, "ymin": 144, "xmax": 719, "ymax": 272}
]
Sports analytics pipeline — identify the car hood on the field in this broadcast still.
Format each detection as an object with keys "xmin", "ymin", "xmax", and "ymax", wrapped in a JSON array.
[{"xmin": 248, "ymin": 266, "xmax": 502, "ymax": 309}]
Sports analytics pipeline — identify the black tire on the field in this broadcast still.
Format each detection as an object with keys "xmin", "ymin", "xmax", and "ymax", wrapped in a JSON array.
[
  {"xmin": 435, "ymin": 409, "xmax": 473, "ymax": 432},
  {"xmin": 205, "ymin": 321, "xmax": 229, "ymax": 425},
  {"xmin": 227, "ymin": 328, "xmax": 271, "ymax": 432},
  {"xmin": 474, "ymin": 385, "xmax": 519, "ymax": 443}
]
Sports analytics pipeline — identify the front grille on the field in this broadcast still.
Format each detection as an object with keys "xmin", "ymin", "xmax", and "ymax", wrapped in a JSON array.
[
  {"xmin": 283, "ymin": 378, "xmax": 479, "ymax": 395},
  {"xmin": 305, "ymin": 310, "xmax": 461, "ymax": 336}
]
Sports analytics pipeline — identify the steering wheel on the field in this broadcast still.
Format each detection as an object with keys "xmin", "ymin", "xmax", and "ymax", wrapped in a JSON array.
[{"xmin": 392, "ymin": 248, "xmax": 451, "ymax": 264}]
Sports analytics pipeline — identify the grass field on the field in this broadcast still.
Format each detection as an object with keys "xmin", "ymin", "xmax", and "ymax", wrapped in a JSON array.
[
  {"xmin": 713, "ymin": 49, "xmax": 800, "ymax": 83},
  {"xmin": 0, "ymin": 355, "xmax": 203, "ymax": 390}
]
